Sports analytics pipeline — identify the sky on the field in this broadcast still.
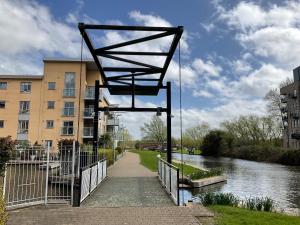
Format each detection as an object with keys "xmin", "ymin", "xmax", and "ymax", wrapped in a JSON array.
[{"xmin": 0, "ymin": 0, "xmax": 299, "ymax": 139}]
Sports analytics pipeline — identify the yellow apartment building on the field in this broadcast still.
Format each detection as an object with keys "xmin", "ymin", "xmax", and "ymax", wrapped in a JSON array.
[{"xmin": 0, "ymin": 58, "xmax": 109, "ymax": 150}]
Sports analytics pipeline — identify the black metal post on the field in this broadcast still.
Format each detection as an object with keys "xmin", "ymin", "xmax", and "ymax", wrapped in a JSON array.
[
  {"xmin": 166, "ymin": 81, "xmax": 172, "ymax": 163},
  {"xmin": 93, "ymin": 80, "xmax": 100, "ymax": 163}
]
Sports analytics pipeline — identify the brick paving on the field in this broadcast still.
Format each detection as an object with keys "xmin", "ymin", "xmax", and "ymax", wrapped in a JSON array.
[{"xmin": 8, "ymin": 204, "xmax": 213, "ymax": 225}]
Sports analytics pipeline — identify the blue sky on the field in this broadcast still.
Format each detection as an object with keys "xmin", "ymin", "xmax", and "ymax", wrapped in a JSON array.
[{"xmin": 1, "ymin": 0, "xmax": 299, "ymax": 138}]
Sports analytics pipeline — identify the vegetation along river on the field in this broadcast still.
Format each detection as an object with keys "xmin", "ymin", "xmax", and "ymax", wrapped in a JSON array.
[{"xmin": 173, "ymin": 153, "xmax": 300, "ymax": 214}]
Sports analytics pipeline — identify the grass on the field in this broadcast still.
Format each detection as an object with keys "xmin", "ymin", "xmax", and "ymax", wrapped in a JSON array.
[
  {"xmin": 209, "ymin": 205, "xmax": 300, "ymax": 225},
  {"xmin": 131, "ymin": 150, "xmax": 219, "ymax": 180},
  {"xmin": 172, "ymin": 149, "xmax": 202, "ymax": 155}
]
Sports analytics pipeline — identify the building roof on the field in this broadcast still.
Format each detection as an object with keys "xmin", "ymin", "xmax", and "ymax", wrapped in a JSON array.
[
  {"xmin": 0, "ymin": 75, "xmax": 43, "ymax": 80},
  {"xmin": 43, "ymin": 58, "xmax": 99, "ymax": 70}
]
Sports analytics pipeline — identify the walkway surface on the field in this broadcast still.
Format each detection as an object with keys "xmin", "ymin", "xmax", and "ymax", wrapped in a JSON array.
[
  {"xmin": 82, "ymin": 151, "xmax": 174, "ymax": 207},
  {"xmin": 8, "ymin": 151, "xmax": 214, "ymax": 225}
]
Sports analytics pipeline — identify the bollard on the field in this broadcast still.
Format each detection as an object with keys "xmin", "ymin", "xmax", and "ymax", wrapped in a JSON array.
[{"xmin": 72, "ymin": 177, "xmax": 81, "ymax": 207}]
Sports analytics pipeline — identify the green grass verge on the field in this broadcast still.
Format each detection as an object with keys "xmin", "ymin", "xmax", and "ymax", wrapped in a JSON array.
[
  {"xmin": 131, "ymin": 150, "xmax": 216, "ymax": 179},
  {"xmin": 210, "ymin": 205, "xmax": 300, "ymax": 225}
]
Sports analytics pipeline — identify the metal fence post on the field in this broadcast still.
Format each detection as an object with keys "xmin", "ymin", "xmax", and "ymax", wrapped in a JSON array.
[
  {"xmin": 77, "ymin": 146, "xmax": 81, "ymax": 177},
  {"xmin": 169, "ymin": 167, "xmax": 172, "ymax": 194},
  {"xmin": 2, "ymin": 164, "xmax": 7, "ymax": 199},
  {"xmin": 45, "ymin": 142, "xmax": 50, "ymax": 205},
  {"xmin": 177, "ymin": 168, "xmax": 180, "ymax": 206},
  {"xmin": 71, "ymin": 140, "xmax": 76, "ymax": 205}
]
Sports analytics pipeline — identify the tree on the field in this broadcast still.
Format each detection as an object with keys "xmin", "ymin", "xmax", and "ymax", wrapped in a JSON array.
[
  {"xmin": 140, "ymin": 115, "xmax": 166, "ymax": 145},
  {"xmin": 100, "ymin": 133, "xmax": 112, "ymax": 148},
  {"xmin": 182, "ymin": 123, "xmax": 210, "ymax": 149},
  {"xmin": 201, "ymin": 130, "xmax": 229, "ymax": 156},
  {"xmin": 279, "ymin": 77, "xmax": 293, "ymax": 88},
  {"xmin": 0, "ymin": 136, "xmax": 15, "ymax": 176},
  {"xmin": 118, "ymin": 128, "xmax": 134, "ymax": 149},
  {"xmin": 264, "ymin": 89, "xmax": 282, "ymax": 120}
]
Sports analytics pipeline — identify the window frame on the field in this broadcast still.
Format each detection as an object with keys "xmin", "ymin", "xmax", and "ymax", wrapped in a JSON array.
[
  {"xmin": 0, "ymin": 120, "xmax": 4, "ymax": 128},
  {"xmin": 0, "ymin": 82, "xmax": 7, "ymax": 90},
  {"xmin": 47, "ymin": 101, "xmax": 55, "ymax": 109},
  {"xmin": 0, "ymin": 101, "xmax": 5, "ymax": 109},
  {"xmin": 48, "ymin": 82, "xmax": 56, "ymax": 90},
  {"xmin": 19, "ymin": 101, "xmax": 30, "ymax": 114},
  {"xmin": 18, "ymin": 120, "xmax": 29, "ymax": 134},
  {"xmin": 20, "ymin": 82, "xmax": 32, "ymax": 93},
  {"xmin": 46, "ymin": 120, "xmax": 54, "ymax": 129}
]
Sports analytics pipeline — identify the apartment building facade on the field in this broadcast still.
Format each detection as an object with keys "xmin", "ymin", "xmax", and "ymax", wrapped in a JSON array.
[
  {"xmin": 0, "ymin": 58, "xmax": 109, "ymax": 150},
  {"xmin": 280, "ymin": 66, "xmax": 300, "ymax": 149}
]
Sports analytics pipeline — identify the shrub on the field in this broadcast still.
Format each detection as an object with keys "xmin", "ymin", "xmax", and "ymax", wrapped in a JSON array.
[
  {"xmin": 0, "ymin": 136, "xmax": 15, "ymax": 176},
  {"xmin": 189, "ymin": 168, "xmax": 223, "ymax": 180},
  {"xmin": 200, "ymin": 193, "xmax": 239, "ymax": 207},
  {"xmin": 201, "ymin": 130, "xmax": 232, "ymax": 156},
  {"xmin": 279, "ymin": 149, "xmax": 300, "ymax": 166},
  {"xmin": 0, "ymin": 188, "xmax": 7, "ymax": 225},
  {"xmin": 262, "ymin": 197, "xmax": 275, "ymax": 212},
  {"xmin": 115, "ymin": 147, "xmax": 122, "ymax": 155}
]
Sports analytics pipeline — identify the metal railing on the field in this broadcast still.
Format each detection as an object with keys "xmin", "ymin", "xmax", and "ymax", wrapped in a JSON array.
[
  {"xmin": 107, "ymin": 118, "xmax": 119, "ymax": 126},
  {"xmin": 157, "ymin": 157, "xmax": 180, "ymax": 205},
  {"xmin": 79, "ymin": 159, "xmax": 107, "ymax": 203},
  {"xmin": 63, "ymin": 88, "xmax": 76, "ymax": 97},
  {"xmin": 83, "ymin": 108, "xmax": 94, "ymax": 117}
]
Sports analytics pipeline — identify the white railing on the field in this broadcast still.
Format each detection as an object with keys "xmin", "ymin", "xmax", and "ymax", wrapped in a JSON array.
[
  {"xmin": 157, "ymin": 157, "xmax": 180, "ymax": 205},
  {"xmin": 80, "ymin": 159, "xmax": 107, "ymax": 203}
]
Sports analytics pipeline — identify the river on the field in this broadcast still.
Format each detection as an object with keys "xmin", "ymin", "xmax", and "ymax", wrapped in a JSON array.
[{"xmin": 173, "ymin": 153, "xmax": 300, "ymax": 214}]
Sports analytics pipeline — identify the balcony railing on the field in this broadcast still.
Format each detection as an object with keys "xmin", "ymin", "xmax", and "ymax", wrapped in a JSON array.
[
  {"xmin": 85, "ymin": 86, "xmax": 102, "ymax": 100},
  {"xmin": 61, "ymin": 127, "xmax": 74, "ymax": 136},
  {"xmin": 62, "ymin": 108, "xmax": 75, "ymax": 116},
  {"xmin": 107, "ymin": 118, "xmax": 119, "ymax": 126},
  {"xmin": 84, "ymin": 108, "xmax": 94, "ymax": 118},
  {"xmin": 63, "ymin": 88, "xmax": 76, "ymax": 97},
  {"xmin": 291, "ymin": 132, "xmax": 300, "ymax": 140},
  {"xmin": 291, "ymin": 112, "xmax": 299, "ymax": 119},
  {"xmin": 83, "ymin": 127, "xmax": 93, "ymax": 138}
]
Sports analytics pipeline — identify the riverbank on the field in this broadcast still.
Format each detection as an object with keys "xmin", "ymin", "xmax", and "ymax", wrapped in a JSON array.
[{"xmin": 207, "ymin": 205, "xmax": 300, "ymax": 225}]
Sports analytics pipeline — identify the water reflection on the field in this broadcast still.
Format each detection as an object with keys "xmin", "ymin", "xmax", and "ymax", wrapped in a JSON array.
[{"xmin": 173, "ymin": 153, "xmax": 300, "ymax": 211}]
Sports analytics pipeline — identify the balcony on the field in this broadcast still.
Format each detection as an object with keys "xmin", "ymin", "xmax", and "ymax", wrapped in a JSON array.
[
  {"xmin": 280, "ymin": 95, "xmax": 287, "ymax": 103},
  {"xmin": 291, "ymin": 132, "xmax": 300, "ymax": 140},
  {"xmin": 107, "ymin": 118, "xmax": 119, "ymax": 126},
  {"xmin": 18, "ymin": 110, "xmax": 30, "ymax": 120},
  {"xmin": 84, "ymin": 108, "xmax": 94, "ymax": 118},
  {"xmin": 62, "ymin": 108, "xmax": 75, "ymax": 117},
  {"xmin": 17, "ymin": 131, "xmax": 28, "ymax": 140},
  {"xmin": 83, "ymin": 127, "xmax": 93, "ymax": 138},
  {"xmin": 85, "ymin": 86, "xmax": 102, "ymax": 100},
  {"xmin": 63, "ymin": 88, "xmax": 76, "ymax": 97},
  {"xmin": 61, "ymin": 127, "xmax": 74, "ymax": 136}
]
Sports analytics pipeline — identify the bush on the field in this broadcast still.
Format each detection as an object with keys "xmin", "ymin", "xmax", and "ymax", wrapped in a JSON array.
[
  {"xmin": 115, "ymin": 147, "xmax": 122, "ymax": 155},
  {"xmin": 200, "ymin": 193, "xmax": 275, "ymax": 212},
  {"xmin": 200, "ymin": 193, "xmax": 239, "ymax": 207},
  {"xmin": 189, "ymin": 168, "xmax": 223, "ymax": 180},
  {"xmin": 0, "ymin": 136, "xmax": 15, "ymax": 176},
  {"xmin": 0, "ymin": 188, "xmax": 7, "ymax": 225},
  {"xmin": 279, "ymin": 149, "xmax": 300, "ymax": 166}
]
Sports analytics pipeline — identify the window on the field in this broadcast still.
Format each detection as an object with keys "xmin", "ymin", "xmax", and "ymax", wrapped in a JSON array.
[
  {"xmin": 20, "ymin": 82, "xmax": 31, "ymax": 93},
  {"xmin": 63, "ymin": 102, "xmax": 74, "ymax": 116},
  {"xmin": 18, "ymin": 120, "xmax": 29, "ymax": 133},
  {"xmin": 19, "ymin": 101, "xmax": 30, "ymax": 113},
  {"xmin": 0, "ymin": 82, "xmax": 7, "ymax": 90},
  {"xmin": 0, "ymin": 101, "xmax": 5, "ymax": 109},
  {"xmin": 46, "ymin": 120, "xmax": 54, "ymax": 129},
  {"xmin": 62, "ymin": 121, "xmax": 73, "ymax": 135},
  {"xmin": 63, "ymin": 72, "xmax": 75, "ymax": 97},
  {"xmin": 45, "ymin": 140, "xmax": 53, "ymax": 148},
  {"xmin": 48, "ymin": 82, "xmax": 56, "ymax": 90},
  {"xmin": 48, "ymin": 101, "xmax": 55, "ymax": 109},
  {"xmin": 0, "ymin": 120, "xmax": 3, "ymax": 128}
]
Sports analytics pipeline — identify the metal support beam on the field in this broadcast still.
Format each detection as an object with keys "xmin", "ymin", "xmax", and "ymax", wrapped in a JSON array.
[
  {"xmin": 93, "ymin": 80, "xmax": 100, "ymax": 162},
  {"xmin": 166, "ymin": 81, "xmax": 172, "ymax": 163},
  {"xmin": 98, "ymin": 107, "xmax": 168, "ymax": 112}
]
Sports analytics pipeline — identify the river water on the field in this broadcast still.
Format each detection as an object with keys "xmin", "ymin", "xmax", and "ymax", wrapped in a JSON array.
[{"xmin": 173, "ymin": 153, "xmax": 300, "ymax": 214}]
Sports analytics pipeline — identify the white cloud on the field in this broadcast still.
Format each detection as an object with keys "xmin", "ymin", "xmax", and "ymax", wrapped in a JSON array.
[
  {"xmin": 192, "ymin": 58, "xmax": 222, "ymax": 77},
  {"xmin": 231, "ymin": 59, "xmax": 252, "ymax": 74},
  {"xmin": 192, "ymin": 90, "xmax": 214, "ymax": 98},
  {"xmin": 201, "ymin": 22, "xmax": 215, "ymax": 32}
]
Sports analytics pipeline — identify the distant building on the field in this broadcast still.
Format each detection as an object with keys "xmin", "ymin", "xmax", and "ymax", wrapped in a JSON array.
[
  {"xmin": 0, "ymin": 58, "xmax": 110, "ymax": 150},
  {"xmin": 280, "ymin": 66, "xmax": 300, "ymax": 149}
]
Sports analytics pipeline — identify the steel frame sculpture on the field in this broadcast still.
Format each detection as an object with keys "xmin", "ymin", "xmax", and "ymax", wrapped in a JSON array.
[{"xmin": 78, "ymin": 23, "xmax": 183, "ymax": 163}]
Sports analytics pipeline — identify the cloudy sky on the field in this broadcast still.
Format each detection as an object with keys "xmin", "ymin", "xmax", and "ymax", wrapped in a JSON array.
[{"xmin": 0, "ymin": 0, "xmax": 298, "ymax": 138}]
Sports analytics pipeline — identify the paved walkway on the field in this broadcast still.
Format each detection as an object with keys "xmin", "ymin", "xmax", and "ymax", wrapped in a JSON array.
[
  {"xmin": 82, "ymin": 152, "xmax": 174, "ymax": 207},
  {"xmin": 8, "ymin": 204, "xmax": 214, "ymax": 225}
]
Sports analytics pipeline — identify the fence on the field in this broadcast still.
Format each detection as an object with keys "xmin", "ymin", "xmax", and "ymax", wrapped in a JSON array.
[
  {"xmin": 157, "ymin": 157, "xmax": 180, "ymax": 205},
  {"xmin": 79, "ymin": 159, "xmax": 107, "ymax": 203},
  {"xmin": 3, "ymin": 143, "xmax": 76, "ymax": 209}
]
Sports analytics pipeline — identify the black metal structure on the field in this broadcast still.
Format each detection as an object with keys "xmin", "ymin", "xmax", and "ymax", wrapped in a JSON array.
[{"xmin": 78, "ymin": 23, "xmax": 183, "ymax": 163}]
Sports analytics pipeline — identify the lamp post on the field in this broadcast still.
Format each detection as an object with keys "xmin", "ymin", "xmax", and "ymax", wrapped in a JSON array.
[{"xmin": 113, "ymin": 113, "xmax": 122, "ymax": 164}]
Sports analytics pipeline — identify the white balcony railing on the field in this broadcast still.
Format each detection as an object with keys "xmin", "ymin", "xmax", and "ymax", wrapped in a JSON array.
[
  {"xmin": 107, "ymin": 118, "xmax": 119, "ymax": 126},
  {"xmin": 85, "ymin": 86, "xmax": 102, "ymax": 100},
  {"xmin": 84, "ymin": 108, "xmax": 94, "ymax": 118},
  {"xmin": 62, "ymin": 108, "xmax": 75, "ymax": 116},
  {"xmin": 63, "ymin": 88, "xmax": 76, "ymax": 97}
]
